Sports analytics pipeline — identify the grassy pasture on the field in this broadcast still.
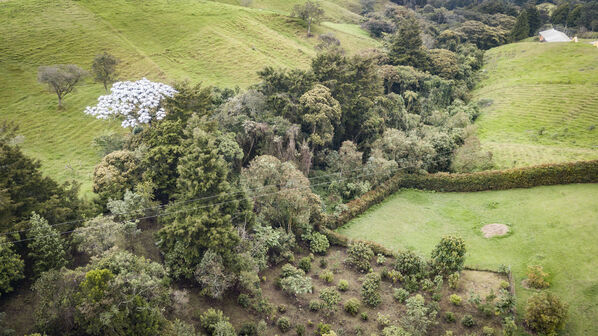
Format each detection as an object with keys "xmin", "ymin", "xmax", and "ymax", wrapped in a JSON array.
[
  {"xmin": 337, "ymin": 184, "xmax": 598, "ymax": 335},
  {"xmin": 0, "ymin": 0, "xmax": 376, "ymax": 196},
  {"xmin": 474, "ymin": 42, "xmax": 598, "ymax": 169}
]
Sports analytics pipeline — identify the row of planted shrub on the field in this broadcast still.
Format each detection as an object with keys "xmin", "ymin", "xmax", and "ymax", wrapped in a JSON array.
[{"xmin": 326, "ymin": 160, "xmax": 598, "ymax": 229}]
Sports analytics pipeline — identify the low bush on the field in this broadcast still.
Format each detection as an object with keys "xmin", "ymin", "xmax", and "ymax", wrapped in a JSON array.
[
  {"xmin": 319, "ymin": 270, "xmax": 334, "ymax": 283},
  {"xmin": 525, "ymin": 292, "xmax": 568, "ymax": 336},
  {"xmin": 319, "ymin": 287, "xmax": 341, "ymax": 313},
  {"xmin": 344, "ymin": 298, "xmax": 361, "ymax": 316},
  {"xmin": 237, "ymin": 294, "xmax": 250, "ymax": 308},
  {"xmin": 448, "ymin": 272, "xmax": 460, "ymax": 289},
  {"xmin": 431, "ymin": 235, "xmax": 466, "ymax": 276},
  {"xmin": 277, "ymin": 317, "xmax": 291, "ymax": 333},
  {"xmin": 482, "ymin": 326, "xmax": 495, "ymax": 336},
  {"xmin": 526, "ymin": 265, "xmax": 550, "ymax": 289},
  {"xmin": 393, "ymin": 288, "xmax": 409, "ymax": 303},
  {"xmin": 213, "ymin": 321, "xmax": 236, "ymax": 336},
  {"xmin": 461, "ymin": 314, "xmax": 476, "ymax": 328},
  {"xmin": 394, "ymin": 250, "xmax": 426, "ymax": 279},
  {"xmin": 319, "ymin": 259, "xmax": 328, "ymax": 268},
  {"xmin": 278, "ymin": 304, "xmax": 287, "ymax": 313},
  {"xmin": 298, "ymin": 257, "xmax": 311, "ymax": 273},
  {"xmin": 444, "ymin": 311, "xmax": 456, "ymax": 323},
  {"xmin": 381, "ymin": 268, "xmax": 402, "ymax": 283},
  {"xmin": 200, "ymin": 309, "xmax": 229, "ymax": 335},
  {"xmin": 238, "ymin": 322, "xmax": 258, "ymax": 336},
  {"xmin": 295, "ymin": 324, "xmax": 305, "ymax": 336},
  {"xmin": 360, "ymin": 312, "xmax": 369, "ymax": 321},
  {"xmin": 337, "ymin": 279, "xmax": 349, "ymax": 291},
  {"xmin": 361, "ymin": 272, "xmax": 382, "ymax": 307},
  {"xmin": 449, "ymin": 294, "xmax": 462, "ymax": 306},
  {"xmin": 346, "ymin": 242, "xmax": 374, "ymax": 272},
  {"xmin": 310, "ymin": 232, "xmax": 330, "ymax": 255},
  {"xmin": 316, "ymin": 323, "xmax": 331, "ymax": 336},
  {"xmin": 377, "ymin": 312, "xmax": 391, "ymax": 328},
  {"xmin": 309, "ymin": 299, "xmax": 322, "ymax": 312},
  {"xmin": 376, "ymin": 254, "xmax": 386, "ymax": 265}
]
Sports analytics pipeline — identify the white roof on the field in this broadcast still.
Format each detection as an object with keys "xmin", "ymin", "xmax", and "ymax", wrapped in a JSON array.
[{"xmin": 539, "ymin": 29, "xmax": 571, "ymax": 42}]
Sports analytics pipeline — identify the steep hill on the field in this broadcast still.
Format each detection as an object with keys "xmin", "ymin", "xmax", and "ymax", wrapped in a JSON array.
[
  {"xmin": 0, "ymin": 0, "xmax": 377, "ymax": 196},
  {"xmin": 473, "ymin": 42, "xmax": 598, "ymax": 169}
]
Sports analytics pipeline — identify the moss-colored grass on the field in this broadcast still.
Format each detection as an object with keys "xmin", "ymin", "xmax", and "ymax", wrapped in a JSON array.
[
  {"xmin": 337, "ymin": 184, "xmax": 598, "ymax": 335},
  {"xmin": 0, "ymin": 0, "xmax": 377, "ymax": 196},
  {"xmin": 473, "ymin": 42, "xmax": 598, "ymax": 169}
]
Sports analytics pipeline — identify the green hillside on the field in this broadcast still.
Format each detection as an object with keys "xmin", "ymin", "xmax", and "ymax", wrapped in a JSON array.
[
  {"xmin": 473, "ymin": 42, "xmax": 598, "ymax": 169},
  {"xmin": 0, "ymin": 0, "xmax": 377, "ymax": 196}
]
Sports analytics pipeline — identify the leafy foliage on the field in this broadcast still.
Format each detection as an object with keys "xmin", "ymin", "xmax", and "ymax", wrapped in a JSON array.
[
  {"xmin": 360, "ymin": 272, "xmax": 381, "ymax": 307},
  {"xmin": 430, "ymin": 235, "xmax": 466, "ymax": 276},
  {"xmin": 0, "ymin": 237, "xmax": 24, "ymax": 297},
  {"xmin": 346, "ymin": 242, "xmax": 374, "ymax": 272},
  {"xmin": 27, "ymin": 213, "xmax": 68, "ymax": 276},
  {"xmin": 400, "ymin": 294, "xmax": 437, "ymax": 336},
  {"xmin": 525, "ymin": 292, "xmax": 568, "ymax": 336}
]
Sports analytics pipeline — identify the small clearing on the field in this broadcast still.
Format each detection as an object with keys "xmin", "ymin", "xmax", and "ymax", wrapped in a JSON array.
[{"xmin": 481, "ymin": 223, "xmax": 509, "ymax": 238}]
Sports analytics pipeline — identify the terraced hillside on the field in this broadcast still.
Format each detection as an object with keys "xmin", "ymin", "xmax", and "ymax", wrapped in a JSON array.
[
  {"xmin": 473, "ymin": 42, "xmax": 598, "ymax": 168},
  {"xmin": 0, "ymin": 0, "xmax": 377, "ymax": 196}
]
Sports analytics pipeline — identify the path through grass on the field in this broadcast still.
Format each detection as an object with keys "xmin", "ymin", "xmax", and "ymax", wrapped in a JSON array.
[{"xmin": 337, "ymin": 184, "xmax": 598, "ymax": 335}]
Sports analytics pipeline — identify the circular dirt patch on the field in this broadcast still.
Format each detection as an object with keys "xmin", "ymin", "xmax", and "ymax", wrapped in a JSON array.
[{"xmin": 481, "ymin": 223, "xmax": 509, "ymax": 238}]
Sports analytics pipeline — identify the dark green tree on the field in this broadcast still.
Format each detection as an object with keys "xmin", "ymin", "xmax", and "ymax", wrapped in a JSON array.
[
  {"xmin": 510, "ymin": 10, "xmax": 530, "ymax": 41},
  {"xmin": 92, "ymin": 52, "xmax": 119, "ymax": 92},
  {"xmin": 157, "ymin": 127, "xmax": 252, "ymax": 280},
  {"xmin": 387, "ymin": 16, "xmax": 430, "ymax": 69},
  {"xmin": 525, "ymin": 3, "xmax": 541, "ymax": 36},
  {"xmin": 430, "ymin": 235, "xmax": 466, "ymax": 276},
  {"xmin": 0, "ymin": 236, "xmax": 24, "ymax": 297},
  {"xmin": 551, "ymin": 3, "xmax": 569, "ymax": 25},
  {"xmin": 27, "ymin": 212, "xmax": 68, "ymax": 277}
]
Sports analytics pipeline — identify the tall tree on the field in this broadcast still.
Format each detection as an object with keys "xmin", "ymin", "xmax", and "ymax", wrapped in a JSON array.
[
  {"xmin": 525, "ymin": 3, "xmax": 541, "ymax": 36},
  {"xmin": 92, "ymin": 52, "xmax": 119, "ymax": 92},
  {"xmin": 157, "ymin": 127, "xmax": 252, "ymax": 280},
  {"xmin": 27, "ymin": 213, "xmax": 68, "ymax": 276},
  {"xmin": 387, "ymin": 16, "xmax": 429, "ymax": 69},
  {"xmin": 0, "ymin": 236, "xmax": 24, "ymax": 297},
  {"xmin": 292, "ymin": 1, "xmax": 325, "ymax": 36},
  {"xmin": 510, "ymin": 9, "xmax": 530, "ymax": 41},
  {"xmin": 37, "ymin": 64, "xmax": 87, "ymax": 108},
  {"xmin": 299, "ymin": 84, "xmax": 341, "ymax": 149}
]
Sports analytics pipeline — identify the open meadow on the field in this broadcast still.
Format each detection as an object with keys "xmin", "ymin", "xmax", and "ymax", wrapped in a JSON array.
[
  {"xmin": 0, "ymin": 0, "xmax": 376, "ymax": 196},
  {"xmin": 337, "ymin": 183, "xmax": 598, "ymax": 335},
  {"xmin": 473, "ymin": 42, "xmax": 598, "ymax": 169}
]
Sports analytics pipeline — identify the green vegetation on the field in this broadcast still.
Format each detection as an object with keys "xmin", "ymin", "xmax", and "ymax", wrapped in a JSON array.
[
  {"xmin": 0, "ymin": 0, "xmax": 376, "ymax": 195},
  {"xmin": 474, "ymin": 42, "xmax": 598, "ymax": 168},
  {"xmin": 338, "ymin": 184, "xmax": 598, "ymax": 335}
]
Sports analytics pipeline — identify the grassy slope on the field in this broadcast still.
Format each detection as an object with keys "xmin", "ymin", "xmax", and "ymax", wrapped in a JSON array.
[
  {"xmin": 0, "ymin": 0, "xmax": 377, "ymax": 196},
  {"xmin": 337, "ymin": 184, "xmax": 598, "ymax": 335},
  {"xmin": 473, "ymin": 42, "xmax": 598, "ymax": 169}
]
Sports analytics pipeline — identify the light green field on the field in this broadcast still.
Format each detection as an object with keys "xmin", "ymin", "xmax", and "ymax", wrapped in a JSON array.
[
  {"xmin": 337, "ymin": 184, "xmax": 598, "ymax": 335},
  {"xmin": 474, "ymin": 42, "xmax": 598, "ymax": 169},
  {"xmin": 0, "ymin": 0, "xmax": 376, "ymax": 196}
]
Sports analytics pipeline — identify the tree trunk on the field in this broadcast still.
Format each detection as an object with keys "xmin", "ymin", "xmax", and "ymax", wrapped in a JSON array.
[
  {"xmin": 103, "ymin": 81, "xmax": 109, "ymax": 93},
  {"xmin": 57, "ymin": 94, "xmax": 63, "ymax": 109},
  {"xmin": 307, "ymin": 18, "xmax": 312, "ymax": 36}
]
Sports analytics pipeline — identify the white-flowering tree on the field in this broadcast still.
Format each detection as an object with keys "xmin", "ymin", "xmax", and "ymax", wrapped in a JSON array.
[{"xmin": 85, "ymin": 78, "xmax": 177, "ymax": 128}]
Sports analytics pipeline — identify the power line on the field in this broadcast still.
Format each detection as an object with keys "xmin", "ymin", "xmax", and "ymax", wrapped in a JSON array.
[
  {"xmin": 0, "ymin": 165, "xmax": 377, "ymax": 237},
  {"xmin": 0, "ymin": 168, "xmax": 396, "ymax": 246}
]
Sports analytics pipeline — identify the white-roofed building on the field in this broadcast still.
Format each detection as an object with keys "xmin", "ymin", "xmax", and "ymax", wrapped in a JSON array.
[{"xmin": 539, "ymin": 29, "xmax": 571, "ymax": 42}]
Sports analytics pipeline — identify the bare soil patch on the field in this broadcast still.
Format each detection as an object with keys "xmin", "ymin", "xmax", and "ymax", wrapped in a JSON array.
[{"xmin": 481, "ymin": 223, "xmax": 509, "ymax": 238}]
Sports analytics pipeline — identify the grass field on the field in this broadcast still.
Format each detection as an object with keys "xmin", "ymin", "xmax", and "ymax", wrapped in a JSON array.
[
  {"xmin": 473, "ymin": 42, "xmax": 598, "ymax": 169},
  {"xmin": 337, "ymin": 184, "xmax": 598, "ymax": 335},
  {"xmin": 0, "ymin": 0, "xmax": 376, "ymax": 196}
]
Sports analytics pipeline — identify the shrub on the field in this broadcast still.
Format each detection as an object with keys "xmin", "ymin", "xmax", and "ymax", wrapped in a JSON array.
[
  {"xmin": 238, "ymin": 294, "xmax": 250, "ymax": 308},
  {"xmin": 482, "ymin": 326, "xmax": 495, "ymax": 336},
  {"xmin": 319, "ymin": 258, "xmax": 328, "ymax": 268},
  {"xmin": 319, "ymin": 270, "xmax": 334, "ymax": 283},
  {"xmin": 296, "ymin": 324, "xmax": 305, "ymax": 336},
  {"xmin": 277, "ymin": 317, "xmax": 291, "ymax": 333},
  {"xmin": 337, "ymin": 279, "xmax": 349, "ymax": 291},
  {"xmin": 238, "ymin": 322, "xmax": 258, "ymax": 336},
  {"xmin": 448, "ymin": 272, "xmax": 460, "ymax": 289},
  {"xmin": 279, "ymin": 264, "xmax": 313, "ymax": 296},
  {"xmin": 432, "ymin": 292, "xmax": 441, "ymax": 302},
  {"xmin": 430, "ymin": 236, "xmax": 466, "ymax": 276},
  {"xmin": 213, "ymin": 321, "xmax": 236, "ymax": 336},
  {"xmin": 381, "ymin": 268, "xmax": 402, "ymax": 283},
  {"xmin": 421, "ymin": 279, "xmax": 434, "ymax": 292},
  {"xmin": 0, "ymin": 237, "xmax": 24, "ymax": 297},
  {"xmin": 495, "ymin": 289, "xmax": 515, "ymax": 315},
  {"xmin": 344, "ymin": 298, "xmax": 361, "ymax": 316},
  {"xmin": 310, "ymin": 232, "xmax": 330, "ymax": 254},
  {"xmin": 393, "ymin": 288, "xmax": 409, "ymax": 303},
  {"xmin": 298, "ymin": 256, "xmax": 312, "ymax": 273},
  {"xmin": 346, "ymin": 241, "xmax": 374, "ymax": 272},
  {"xmin": 400, "ymin": 294, "xmax": 437, "ymax": 336},
  {"xmin": 461, "ymin": 314, "xmax": 476, "ymax": 328},
  {"xmin": 316, "ymin": 323, "xmax": 331, "ymax": 336},
  {"xmin": 449, "ymin": 294, "xmax": 462, "ymax": 306},
  {"xmin": 394, "ymin": 250, "xmax": 425, "ymax": 279},
  {"xmin": 309, "ymin": 299, "xmax": 321, "ymax": 311},
  {"xmin": 526, "ymin": 265, "xmax": 550, "ymax": 289},
  {"xmin": 444, "ymin": 311, "xmax": 456, "ymax": 323},
  {"xmin": 381, "ymin": 326, "xmax": 410, "ymax": 336},
  {"xmin": 200, "ymin": 309, "xmax": 229, "ymax": 335},
  {"xmin": 319, "ymin": 287, "xmax": 341, "ymax": 313},
  {"xmin": 499, "ymin": 280, "xmax": 510, "ymax": 290},
  {"xmin": 502, "ymin": 317, "xmax": 517, "ymax": 336},
  {"xmin": 376, "ymin": 254, "xmax": 386, "ymax": 265},
  {"xmin": 376, "ymin": 313, "xmax": 391, "ymax": 327},
  {"xmin": 278, "ymin": 304, "xmax": 287, "ymax": 313},
  {"xmin": 525, "ymin": 292, "xmax": 568, "ymax": 336},
  {"xmin": 361, "ymin": 272, "xmax": 382, "ymax": 307}
]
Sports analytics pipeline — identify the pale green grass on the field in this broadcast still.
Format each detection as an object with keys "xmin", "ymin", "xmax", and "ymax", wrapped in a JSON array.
[
  {"xmin": 474, "ymin": 42, "xmax": 598, "ymax": 169},
  {"xmin": 0, "ymin": 0, "xmax": 377, "ymax": 196},
  {"xmin": 338, "ymin": 184, "xmax": 598, "ymax": 335}
]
